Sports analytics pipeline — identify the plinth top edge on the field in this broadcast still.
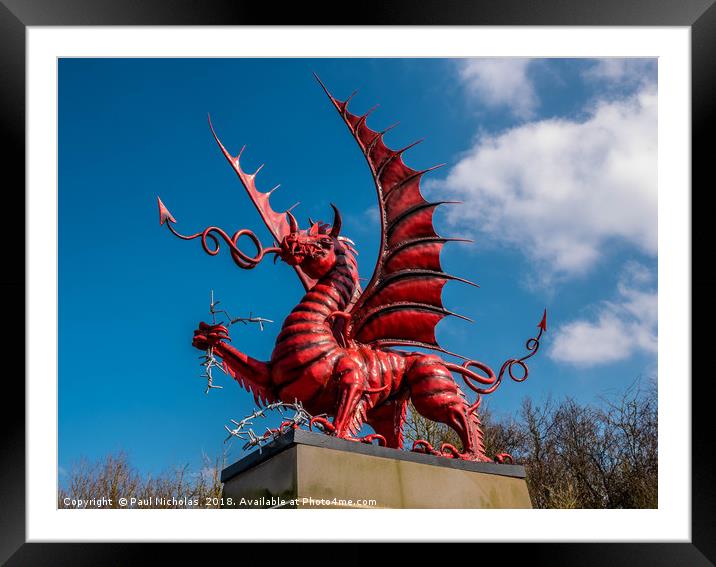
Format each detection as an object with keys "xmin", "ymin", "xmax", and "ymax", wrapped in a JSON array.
[{"xmin": 221, "ymin": 429, "xmax": 527, "ymax": 483}]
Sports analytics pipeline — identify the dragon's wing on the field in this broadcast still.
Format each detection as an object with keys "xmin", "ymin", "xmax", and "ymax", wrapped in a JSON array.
[
  {"xmin": 316, "ymin": 76, "xmax": 475, "ymax": 354},
  {"xmin": 208, "ymin": 116, "xmax": 316, "ymax": 291}
]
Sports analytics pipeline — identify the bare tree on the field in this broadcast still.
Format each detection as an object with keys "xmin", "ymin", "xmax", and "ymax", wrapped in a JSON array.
[
  {"xmin": 534, "ymin": 381, "xmax": 658, "ymax": 509},
  {"xmin": 59, "ymin": 449, "xmax": 227, "ymax": 509},
  {"xmin": 58, "ymin": 452, "xmax": 142, "ymax": 509}
]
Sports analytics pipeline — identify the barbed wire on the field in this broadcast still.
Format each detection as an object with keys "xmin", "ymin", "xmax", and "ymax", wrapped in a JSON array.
[
  {"xmin": 224, "ymin": 401, "xmax": 323, "ymax": 453},
  {"xmin": 199, "ymin": 349, "xmax": 225, "ymax": 394},
  {"xmin": 199, "ymin": 290, "xmax": 273, "ymax": 394}
]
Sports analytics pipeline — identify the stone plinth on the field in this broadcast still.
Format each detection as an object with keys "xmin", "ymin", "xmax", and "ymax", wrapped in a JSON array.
[{"xmin": 221, "ymin": 429, "xmax": 532, "ymax": 509}]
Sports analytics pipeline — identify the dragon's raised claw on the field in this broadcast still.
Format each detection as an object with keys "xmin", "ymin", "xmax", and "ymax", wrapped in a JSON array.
[{"xmin": 192, "ymin": 322, "xmax": 231, "ymax": 351}]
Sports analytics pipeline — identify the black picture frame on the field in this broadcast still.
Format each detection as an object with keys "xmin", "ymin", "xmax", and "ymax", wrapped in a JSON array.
[{"xmin": 2, "ymin": 1, "xmax": 711, "ymax": 564}]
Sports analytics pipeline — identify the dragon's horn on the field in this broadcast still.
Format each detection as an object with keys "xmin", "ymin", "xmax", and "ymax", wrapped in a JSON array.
[
  {"xmin": 286, "ymin": 210, "xmax": 299, "ymax": 233},
  {"xmin": 329, "ymin": 203, "xmax": 342, "ymax": 238}
]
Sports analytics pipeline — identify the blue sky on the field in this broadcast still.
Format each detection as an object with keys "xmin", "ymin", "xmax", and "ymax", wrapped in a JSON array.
[{"xmin": 59, "ymin": 58, "xmax": 657, "ymax": 477}]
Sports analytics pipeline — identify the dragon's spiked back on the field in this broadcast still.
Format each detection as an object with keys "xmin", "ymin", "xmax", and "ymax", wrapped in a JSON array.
[
  {"xmin": 208, "ymin": 115, "xmax": 316, "ymax": 291},
  {"xmin": 315, "ymin": 75, "xmax": 475, "ymax": 354}
]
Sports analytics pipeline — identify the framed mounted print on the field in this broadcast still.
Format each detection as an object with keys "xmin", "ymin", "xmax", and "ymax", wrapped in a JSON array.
[{"xmin": 2, "ymin": 1, "xmax": 712, "ymax": 563}]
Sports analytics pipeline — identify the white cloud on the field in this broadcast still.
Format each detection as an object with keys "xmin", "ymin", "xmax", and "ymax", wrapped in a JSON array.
[
  {"xmin": 458, "ymin": 59, "xmax": 538, "ymax": 119},
  {"xmin": 583, "ymin": 58, "xmax": 657, "ymax": 89},
  {"xmin": 435, "ymin": 85, "xmax": 657, "ymax": 280},
  {"xmin": 363, "ymin": 205, "xmax": 379, "ymax": 225},
  {"xmin": 549, "ymin": 263, "xmax": 657, "ymax": 367}
]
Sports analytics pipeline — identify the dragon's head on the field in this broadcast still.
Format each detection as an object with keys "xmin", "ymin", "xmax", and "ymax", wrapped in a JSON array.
[{"xmin": 279, "ymin": 204, "xmax": 343, "ymax": 279}]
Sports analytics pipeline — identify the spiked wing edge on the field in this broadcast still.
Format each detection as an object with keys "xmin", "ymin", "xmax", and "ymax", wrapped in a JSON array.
[{"xmin": 315, "ymin": 75, "xmax": 475, "ymax": 353}]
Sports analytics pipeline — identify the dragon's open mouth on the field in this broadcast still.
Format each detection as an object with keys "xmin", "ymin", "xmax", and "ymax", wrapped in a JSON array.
[{"xmin": 281, "ymin": 240, "xmax": 329, "ymax": 264}]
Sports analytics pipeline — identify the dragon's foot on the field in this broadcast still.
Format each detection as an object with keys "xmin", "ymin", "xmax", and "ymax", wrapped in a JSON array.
[
  {"xmin": 440, "ymin": 443, "xmax": 489, "ymax": 461},
  {"xmin": 493, "ymin": 452, "xmax": 514, "ymax": 464},
  {"xmin": 411, "ymin": 440, "xmax": 440, "ymax": 456},
  {"xmin": 411, "ymin": 440, "xmax": 494, "ymax": 462},
  {"xmin": 439, "ymin": 444, "xmax": 494, "ymax": 462},
  {"xmin": 352, "ymin": 433, "xmax": 387, "ymax": 447},
  {"xmin": 308, "ymin": 418, "xmax": 387, "ymax": 447},
  {"xmin": 309, "ymin": 416, "xmax": 336, "ymax": 434},
  {"xmin": 439, "ymin": 443, "xmax": 462, "ymax": 459}
]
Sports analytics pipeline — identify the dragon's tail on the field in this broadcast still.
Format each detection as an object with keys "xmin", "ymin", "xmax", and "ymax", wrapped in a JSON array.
[{"xmin": 445, "ymin": 309, "xmax": 547, "ymax": 414}]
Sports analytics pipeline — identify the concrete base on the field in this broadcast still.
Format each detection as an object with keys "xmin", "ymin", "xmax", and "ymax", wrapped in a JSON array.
[{"xmin": 221, "ymin": 430, "xmax": 532, "ymax": 509}]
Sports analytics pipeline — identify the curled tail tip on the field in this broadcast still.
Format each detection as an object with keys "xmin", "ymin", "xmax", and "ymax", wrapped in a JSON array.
[{"xmin": 538, "ymin": 308, "xmax": 547, "ymax": 332}]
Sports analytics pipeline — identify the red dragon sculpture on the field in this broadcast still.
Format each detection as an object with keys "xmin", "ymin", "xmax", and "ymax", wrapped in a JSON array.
[{"xmin": 158, "ymin": 75, "xmax": 546, "ymax": 462}]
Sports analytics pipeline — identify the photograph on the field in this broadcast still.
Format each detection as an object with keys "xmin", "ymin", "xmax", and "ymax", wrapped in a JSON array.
[
  {"xmin": 3, "ymin": 8, "xmax": 707, "ymax": 560},
  {"xmin": 58, "ymin": 56, "xmax": 658, "ymax": 511}
]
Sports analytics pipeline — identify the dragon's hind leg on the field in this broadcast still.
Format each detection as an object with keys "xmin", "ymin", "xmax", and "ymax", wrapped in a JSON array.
[
  {"xmin": 406, "ymin": 355, "xmax": 491, "ymax": 462},
  {"xmin": 365, "ymin": 392, "xmax": 409, "ymax": 449}
]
